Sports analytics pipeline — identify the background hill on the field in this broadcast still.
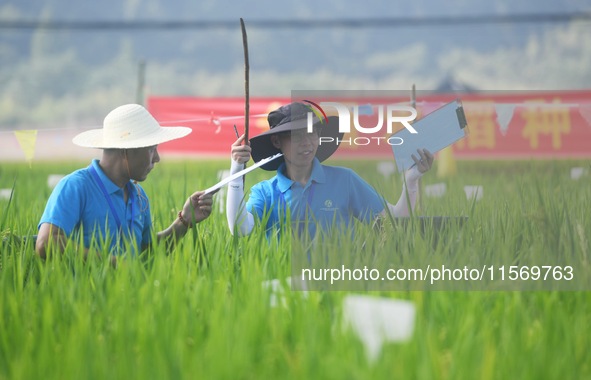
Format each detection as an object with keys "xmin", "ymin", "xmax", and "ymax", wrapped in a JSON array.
[{"xmin": 1, "ymin": 0, "xmax": 590, "ymax": 129}]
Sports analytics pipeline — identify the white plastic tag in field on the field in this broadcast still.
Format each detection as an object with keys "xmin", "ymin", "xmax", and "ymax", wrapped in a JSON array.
[
  {"xmin": 262, "ymin": 278, "xmax": 285, "ymax": 308},
  {"xmin": 47, "ymin": 174, "xmax": 65, "ymax": 189},
  {"xmin": 262, "ymin": 277, "xmax": 308, "ymax": 308},
  {"xmin": 0, "ymin": 188, "xmax": 12, "ymax": 200},
  {"xmin": 464, "ymin": 185, "xmax": 483, "ymax": 201},
  {"xmin": 376, "ymin": 161, "xmax": 397, "ymax": 179},
  {"xmin": 425, "ymin": 182, "xmax": 446, "ymax": 198},
  {"xmin": 342, "ymin": 295, "xmax": 416, "ymax": 362},
  {"xmin": 571, "ymin": 167, "xmax": 588, "ymax": 180}
]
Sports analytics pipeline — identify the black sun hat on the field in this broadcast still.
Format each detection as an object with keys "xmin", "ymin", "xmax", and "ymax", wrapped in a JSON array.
[{"xmin": 250, "ymin": 102, "xmax": 344, "ymax": 171}]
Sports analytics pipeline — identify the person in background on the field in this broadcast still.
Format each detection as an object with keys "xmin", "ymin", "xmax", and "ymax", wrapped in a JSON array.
[
  {"xmin": 36, "ymin": 104, "xmax": 213, "ymax": 261},
  {"xmin": 226, "ymin": 102, "xmax": 433, "ymax": 238}
]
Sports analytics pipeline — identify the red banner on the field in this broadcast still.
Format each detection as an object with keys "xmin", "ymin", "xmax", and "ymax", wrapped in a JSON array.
[{"xmin": 148, "ymin": 91, "xmax": 591, "ymax": 159}]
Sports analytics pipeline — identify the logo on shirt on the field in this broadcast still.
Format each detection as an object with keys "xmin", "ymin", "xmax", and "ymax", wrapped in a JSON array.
[{"xmin": 320, "ymin": 199, "xmax": 338, "ymax": 212}]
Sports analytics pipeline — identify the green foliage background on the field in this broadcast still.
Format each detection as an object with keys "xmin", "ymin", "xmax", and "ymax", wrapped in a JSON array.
[{"xmin": 1, "ymin": 158, "xmax": 590, "ymax": 379}]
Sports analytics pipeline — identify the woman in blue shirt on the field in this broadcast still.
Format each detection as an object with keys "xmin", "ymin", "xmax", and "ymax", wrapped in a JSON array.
[{"xmin": 226, "ymin": 102, "xmax": 433, "ymax": 238}]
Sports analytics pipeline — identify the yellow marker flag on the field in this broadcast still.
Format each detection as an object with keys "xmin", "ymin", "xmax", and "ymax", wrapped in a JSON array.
[
  {"xmin": 436, "ymin": 146, "xmax": 457, "ymax": 178},
  {"xmin": 14, "ymin": 130, "xmax": 38, "ymax": 166}
]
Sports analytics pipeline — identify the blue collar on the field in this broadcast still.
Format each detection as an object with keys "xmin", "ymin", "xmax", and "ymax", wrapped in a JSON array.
[
  {"xmin": 276, "ymin": 157, "xmax": 326, "ymax": 193},
  {"xmin": 91, "ymin": 159, "xmax": 123, "ymax": 195},
  {"xmin": 88, "ymin": 159, "xmax": 135, "ymax": 234}
]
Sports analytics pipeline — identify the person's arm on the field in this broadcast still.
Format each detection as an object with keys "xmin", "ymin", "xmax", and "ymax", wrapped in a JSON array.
[
  {"xmin": 226, "ymin": 160, "xmax": 255, "ymax": 236},
  {"xmin": 156, "ymin": 191, "xmax": 213, "ymax": 244},
  {"xmin": 36, "ymin": 173, "xmax": 90, "ymax": 260},
  {"xmin": 36, "ymin": 222, "xmax": 94, "ymax": 260},
  {"xmin": 381, "ymin": 148, "xmax": 434, "ymax": 218},
  {"xmin": 226, "ymin": 135, "xmax": 255, "ymax": 236},
  {"xmin": 36, "ymin": 223, "xmax": 68, "ymax": 259}
]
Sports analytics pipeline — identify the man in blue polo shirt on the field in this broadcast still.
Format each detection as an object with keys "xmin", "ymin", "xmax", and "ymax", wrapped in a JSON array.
[
  {"xmin": 36, "ymin": 104, "xmax": 214, "ymax": 260},
  {"xmin": 226, "ymin": 102, "xmax": 434, "ymax": 238}
]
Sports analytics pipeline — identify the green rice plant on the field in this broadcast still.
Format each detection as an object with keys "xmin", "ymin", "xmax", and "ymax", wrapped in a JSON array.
[{"xmin": 0, "ymin": 158, "xmax": 590, "ymax": 379}]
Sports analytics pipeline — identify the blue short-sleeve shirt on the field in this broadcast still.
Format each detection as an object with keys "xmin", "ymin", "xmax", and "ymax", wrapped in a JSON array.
[
  {"xmin": 38, "ymin": 159, "xmax": 152, "ymax": 255},
  {"xmin": 246, "ymin": 158, "xmax": 385, "ymax": 238}
]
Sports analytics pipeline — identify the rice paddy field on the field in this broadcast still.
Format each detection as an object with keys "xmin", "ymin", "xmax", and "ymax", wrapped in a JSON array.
[{"xmin": 1, "ymin": 157, "xmax": 590, "ymax": 379}]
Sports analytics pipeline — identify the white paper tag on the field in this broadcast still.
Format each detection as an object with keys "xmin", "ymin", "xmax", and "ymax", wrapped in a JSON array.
[{"xmin": 203, "ymin": 153, "xmax": 283, "ymax": 195}]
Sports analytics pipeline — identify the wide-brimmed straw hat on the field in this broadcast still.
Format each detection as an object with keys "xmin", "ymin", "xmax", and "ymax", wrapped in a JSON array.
[
  {"xmin": 72, "ymin": 104, "xmax": 192, "ymax": 149},
  {"xmin": 250, "ymin": 102, "xmax": 344, "ymax": 171}
]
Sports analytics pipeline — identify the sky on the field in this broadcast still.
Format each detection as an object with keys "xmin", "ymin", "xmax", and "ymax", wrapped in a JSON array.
[{"xmin": 0, "ymin": 0, "xmax": 590, "ymax": 128}]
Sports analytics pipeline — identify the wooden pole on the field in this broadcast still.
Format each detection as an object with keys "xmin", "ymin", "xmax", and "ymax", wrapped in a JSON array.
[
  {"xmin": 240, "ymin": 18, "xmax": 250, "ymax": 187},
  {"xmin": 136, "ymin": 60, "xmax": 146, "ymax": 106},
  {"xmin": 240, "ymin": 18, "xmax": 250, "ymax": 144},
  {"xmin": 411, "ymin": 84, "xmax": 424, "ymax": 211}
]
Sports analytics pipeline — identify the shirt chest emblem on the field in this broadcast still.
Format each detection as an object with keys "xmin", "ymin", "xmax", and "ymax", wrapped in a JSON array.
[{"xmin": 320, "ymin": 199, "xmax": 338, "ymax": 212}]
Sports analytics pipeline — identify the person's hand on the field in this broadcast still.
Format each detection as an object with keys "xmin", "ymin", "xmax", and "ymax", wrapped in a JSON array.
[
  {"xmin": 181, "ymin": 191, "xmax": 213, "ymax": 226},
  {"xmin": 231, "ymin": 134, "xmax": 251, "ymax": 164},
  {"xmin": 411, "ymin": 148, "xmax": 434, "ymax": 174}
]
